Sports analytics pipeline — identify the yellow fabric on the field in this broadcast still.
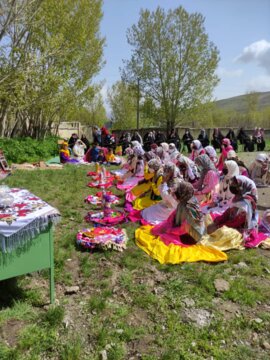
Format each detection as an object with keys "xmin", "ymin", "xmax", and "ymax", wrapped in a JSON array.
[
  {"xmin": 131, "ymin": 182, "xmax": 151, "ymax": 197},
  {"xmin": 200, "ymin": 226, "xmax": 244, "ymax": 251},
  {"xmin": 132, "ymin": 175, "xmax": 163, "ymax": 210},
  {"xmin": 261, "ymin": 238, "xmax": 270, "ymax": 249},
  {"xmin": 133, "ymin": 195, "xmax": 160, "ymax": 210},
  {"xmin": 115, "ymin": 145, "xmax": 122, "ymax": 155},
  {"xmin": 152, "ymin": 176, "xmax": 163, "ymax": 196},
  {"xmin": 105, "ymin": 153, "xmax": 116, "ymax": 162},
  {"xmin": 135, "ymin": 226, "xmax": 228, "ymax": 264},
  {"xmin": 144, "ymin": 167, "xmax": 154, "ymax": 181},
  {"xmin": 60, "ymin": 149, "xmax": 70, "ymax": 157}
]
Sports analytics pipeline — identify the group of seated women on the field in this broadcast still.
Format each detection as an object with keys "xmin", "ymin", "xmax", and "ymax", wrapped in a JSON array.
[{"xmin": 112, "ymin": 138, "xmax": 270, "ymax": 263}]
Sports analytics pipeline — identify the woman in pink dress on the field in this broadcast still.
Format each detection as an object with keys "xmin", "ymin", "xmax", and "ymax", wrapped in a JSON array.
[
  {"xmin": 190, "ymin": 140, "xmax": 206, "ymax": 161},
  {"xmin": 194, "ymin": 154, "xmax": 219, "ymax": 203},
  {"xmin": 217, "ymin": 138, "xmax": 233, "ymax": 171}
]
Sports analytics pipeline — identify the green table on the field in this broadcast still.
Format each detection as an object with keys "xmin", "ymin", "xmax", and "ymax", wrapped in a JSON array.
[{"xmin": 0, "ymin": 224, "xmax": 55, "ymax": 303}]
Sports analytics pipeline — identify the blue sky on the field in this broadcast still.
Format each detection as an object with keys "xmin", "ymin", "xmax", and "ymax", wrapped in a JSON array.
[{"xmin": 97, "ymin": 0, "xmax": 270, "ymax": 106}]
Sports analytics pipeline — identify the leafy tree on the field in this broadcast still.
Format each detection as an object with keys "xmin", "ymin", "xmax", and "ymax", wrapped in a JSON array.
[
  {"xmin": 108, "ymin": 81, "xmax": 137, "ymax": 130},
  {"xmin": 0, "ymin": 0, "xmax": 104, "ymax": 139},
  {"xmin": 122, "ymin": 6, "xmax": 219, "ymax": 133}
]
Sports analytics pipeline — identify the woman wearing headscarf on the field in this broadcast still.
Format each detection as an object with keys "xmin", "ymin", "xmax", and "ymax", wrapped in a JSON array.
[
  {"xmin": 212, "ymin": 128, "xmax": 224, "ymax": 151},
  {"xmin": 194, "ymin": 154, "xmax": 219, "ymax": 203},
  {"xmin": 227, "ymin": 150, "xmax": 249, "ymax": 177},
  {"xmin": 259, "ymin": 210, "xmax": 270, "ymax": 237},
  {"xmin": 135, "ymin": 181, "xmax": 227, "ymax": 264},
  {"xmin": 204, "ymin": 145, "xmax": 218, "ymax": 166},
  {"xmin": 73, "ymin": 139, "xmax": 87, "ymax": 159},
  {"xmin": 176, "ymin": 154, "xmax": 198, "ymax": 183},
  {"xmin": 190, "ymin": 140, "xmax": 206, "ymax": 161},
  {"xmin": 126, "ymin": 152, "xmax": 157, "ymax": 202},
  {"xmin": 156, "ymin": 146, "xmax": 170, "ymax": 164},
  {"xmin": 249, "ymin": 153, "xmax": 269, "ymax": 186},
  {"xmin": 133, "ymin": 159, "xmax": 163, "ymax": 210},
  {"xmin": 182, "ymin": 129, "xmax": 194, "ymax": 153},
  {"xmin": 117, "ymin": 147, "xmax": 144, "ymax": 191},
  {"xmin": 141, "ymin": 163, "xmax": 181, "ymax": 225},
  {"xmin": 168, "ymin": 143, "xmax": 179, "ymax": 163},
  {"xmin": 202, "ymin": 160, "xmax": 240, "ymax": 215},
  {"xmin": 205, "ymin": 176, "xmax": 258, "ymax": 247},
  {"xmin": 198, "ymin": 129, "xmax": 209, "ymax": 148},
  {"xmin": 216, "ymin": 138, "xmax": 234, "ymax": 171}
]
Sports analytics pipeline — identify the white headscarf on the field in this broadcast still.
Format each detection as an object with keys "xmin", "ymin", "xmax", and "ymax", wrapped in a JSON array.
[
  {"xmin": 225, "ymin": 160, "xmax": 240, "ymax": 178},
  {"xmin": 160, "ymin": 142, "xmax": 169, "ymax": 152},
  {"xmin": 256, "ymin": 153, "xmax": 268, "ymax": 163}
]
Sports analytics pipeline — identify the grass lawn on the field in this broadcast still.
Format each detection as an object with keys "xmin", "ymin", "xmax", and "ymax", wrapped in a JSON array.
[{"xmin": 0, "ymin": 154, "xmax": 270, "ymax": 359}]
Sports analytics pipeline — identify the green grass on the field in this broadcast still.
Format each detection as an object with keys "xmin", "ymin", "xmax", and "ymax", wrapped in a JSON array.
[{"xmin": 0, "ymin": 163, "xmax": 270, "ymax": 359}]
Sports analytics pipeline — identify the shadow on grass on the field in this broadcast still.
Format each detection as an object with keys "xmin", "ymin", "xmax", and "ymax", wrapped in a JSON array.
[{"xmin": 0, "ymin": 278, "xmax": 24, "ymax": 308}]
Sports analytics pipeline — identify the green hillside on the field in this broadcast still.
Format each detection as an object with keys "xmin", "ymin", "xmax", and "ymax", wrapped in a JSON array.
[{"xmin": 215, "ymin": 91, "xmax": 270, "ymax": 112}]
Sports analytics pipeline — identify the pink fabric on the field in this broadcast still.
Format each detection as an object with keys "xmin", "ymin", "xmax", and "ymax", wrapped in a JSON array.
[
  {"xmin": 127, "ymin": 209, "xmax": 142, "ymax": 222},
  {"xmin": 117, "ymin": 176, "xmax": 144, "ymax": 191},
  {"xmin": 150, "ymin": 212, "xmax": 196, "ymax": 247},
  {"xmin": 244, "ymin": 231, "xmax": 268, "ymax": 248},
  {"xmin": 126, "ymin": 191, "xmax": 136, "ymax": 202},
  {"xmin": 217, "ymin": 146, "xmax": 233, "ymax": 170}
]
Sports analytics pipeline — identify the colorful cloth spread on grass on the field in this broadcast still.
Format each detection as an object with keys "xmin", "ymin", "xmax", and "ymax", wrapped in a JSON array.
[
  {"xmin": 85, "ymin": 191, "xmax": 120, "ymax": 206},
  {"xmin": 85, "ymin": 209, "xmax": 126, "ymax": 226},
  {"xmin": 77, "ymin": 227, "xmax": 127, "ymax": 251},
  {"xmin": 0, "ymin": 188, "xmax": 60, "ymax": 253}
]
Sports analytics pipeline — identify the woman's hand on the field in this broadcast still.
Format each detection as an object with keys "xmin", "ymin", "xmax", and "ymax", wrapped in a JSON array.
[{"xmin": 207, "ymin": 222, "xmax": 218, "ymax": 234}]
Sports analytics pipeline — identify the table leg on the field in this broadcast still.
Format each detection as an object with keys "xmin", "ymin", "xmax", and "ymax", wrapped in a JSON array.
[{"xmin": 49, "ymin": 226, "xmax": 55, "ymax": 304}]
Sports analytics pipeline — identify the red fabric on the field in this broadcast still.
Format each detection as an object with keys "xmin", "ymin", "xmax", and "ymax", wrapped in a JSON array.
[{"xmin": 214, "ymin": 207, "xmax": 246, "ymax": 229}]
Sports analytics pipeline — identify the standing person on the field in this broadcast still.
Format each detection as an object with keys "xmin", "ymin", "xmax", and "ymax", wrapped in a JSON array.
[
  {"xmin": 143, "ymin": 131, "xmax": 155, "ymax": 151},
  {"xmin": 256, "ymin": 128, "xmax": 266, "ymax": 152},
  {"xmin": 131, "ymin": 131, "xmax": 143, "ymax": 145},
  {"xmin": 182, "ymin": 128, "xmax": 194, "ymax": 153},
  {"xmin": 92, "ymin": 126, "xmax": 102, "ymax": 145},
  {"xmin": 68, "ymin": 133, "xmax": 79, "ymax": 151},
  {"xmin": 237, "ymin": 127, "xmax": 248, "ymax": 146},
  {"xmin": 212, "ymin": 128, "xmax": 224, "ymax": 151},
  {"xmin": 155, "ymin": 131, "xmax": 166, "ymax": 146},
  {"xmin": 168, "ymin": 129, "xmax": 181, "ymax": 150},
  {"xmin": 226, "ymin": 129, "xmax": 238, "ymax": 151},
  {"xmin": 198, "ymin": 129, "xmax": 209, "ymax": 148}
]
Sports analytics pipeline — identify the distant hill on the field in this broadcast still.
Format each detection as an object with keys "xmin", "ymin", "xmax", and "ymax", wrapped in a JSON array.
[{"xmin": 215, "ymin": 91, "xmax": 270, "ymax": 113}]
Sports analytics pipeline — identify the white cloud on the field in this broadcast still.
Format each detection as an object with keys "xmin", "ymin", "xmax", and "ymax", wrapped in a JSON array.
[
  {"xmin": 247, "ymin": 75, "xmax": 270, "ymax": 92},
  {"xmin": 235, "ymin": 39, "xmax": 270, "ymax": 75},
  {"xmin": 216, "ymin": 67, "xmax": 243, "ymax": 78}
]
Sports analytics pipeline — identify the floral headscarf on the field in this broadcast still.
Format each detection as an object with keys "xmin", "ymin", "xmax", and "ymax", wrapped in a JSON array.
[
  {"xmin": 144, "ymin": 151, "xmax": 156, "ymax": 161},
  {"xmin": 133, "ymin": 146, "xmax": 145, "ymax": 157},
  {"xmin": 195, "ymin": 154, "xmax": 218, "ymax": 190},
  {"xmin": 231, "ymin": 175, "xmax": 258, "ymax": 230},
  {"xmin": 205, "ymin": 145, "xmax": 217, "ymax": 159},
  {"xmin": 148, "ymin": 159, "xmax": 161, "ymax": 172},
  {"xmin": 174, "ymin": 181, "xmax": 203, "ymax": 226}
]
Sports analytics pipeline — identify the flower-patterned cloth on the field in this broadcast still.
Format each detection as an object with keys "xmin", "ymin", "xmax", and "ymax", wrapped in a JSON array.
[
  {"xmin": 0, "ymin": 188, "xmax": 60, "ymax": 253},
  {"xmin": 77, "ymin": 227, "xmax": 128, "ymax": 251}
]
